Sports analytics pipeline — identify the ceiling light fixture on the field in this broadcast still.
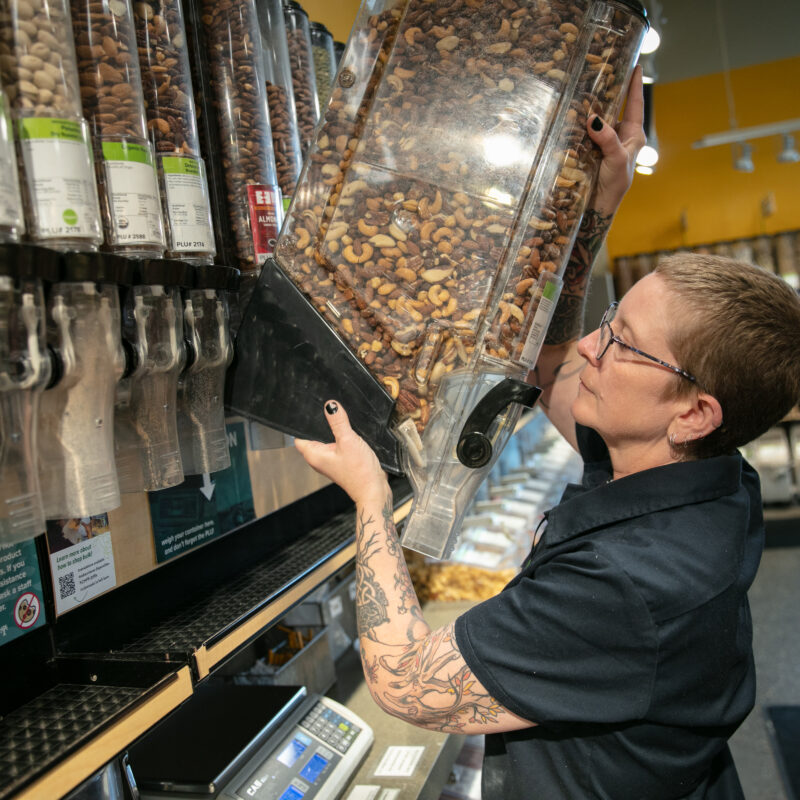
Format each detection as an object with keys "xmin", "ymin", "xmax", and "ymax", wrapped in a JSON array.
[
  {"xmin": 635, "ymin": 83, "xmax": 658, "ymax": 174},
  {"xmin": 640, "ymin": 27, "xmax": 661, "ymax": 54},
  {"xmin": 777, "ymin": 133, "xmax": 800, "ymax": 164},
  {"xmin": 733, "ymin": 142, "xmax": 754, "ymax": 173}
]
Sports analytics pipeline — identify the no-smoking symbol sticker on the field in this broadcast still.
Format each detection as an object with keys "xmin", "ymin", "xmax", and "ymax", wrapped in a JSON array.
[{"xmin": 14, "ymin": 592, "xmax": 41, "ymax": 629}]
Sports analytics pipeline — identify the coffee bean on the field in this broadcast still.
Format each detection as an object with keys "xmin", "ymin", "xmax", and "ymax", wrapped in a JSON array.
[
  {"xmin": 133, "ymin": 0, "xmax": 200, "ymax": 157},
  {"xmin": 283, "ymin": 1, "xmax": 319, "ymax": 157},
  {"xmin": 201, "ymin": 0, "xmax": 277, "ymax": 270}
]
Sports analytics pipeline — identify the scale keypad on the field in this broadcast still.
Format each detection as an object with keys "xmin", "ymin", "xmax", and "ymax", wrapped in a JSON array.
[{"xmin": 299, "ymin": 701, "xmax": 361, "ymax": 754}]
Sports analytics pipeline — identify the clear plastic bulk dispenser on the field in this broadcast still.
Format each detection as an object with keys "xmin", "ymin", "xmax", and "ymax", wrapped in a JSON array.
[
  {"xmin": 0, "ymin": 76, "xmax": 25, "ymax": 243},
  {"xmin": 0, "ymin": 0, "xmax": 103, "ymax": 251},
  {"xmin": 37, "ymin": 252, "xmax": 131, "ymax": 520},
  {"xmin": 70, "ymin": 0, "xmax": 167, "ymax": 257},
  {"xmin": 115, "ymin": 259, "xmax": 191, "ymax": 493},
  {"xmin": 0, "ymin": 244, "xmax": 59, "ymax": 544},
  {"xmin": 230, "ymin": 0, "xmax": 647, "ymax": 559},
  {"xmin": 177, "ymin": 265, "xmax": 238, "ymax": 475}
]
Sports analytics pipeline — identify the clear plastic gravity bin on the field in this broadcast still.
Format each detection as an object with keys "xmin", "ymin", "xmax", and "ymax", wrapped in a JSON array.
[{"xmin": 229, "ymin": 0, "xmax": 648, "ymax": 559}]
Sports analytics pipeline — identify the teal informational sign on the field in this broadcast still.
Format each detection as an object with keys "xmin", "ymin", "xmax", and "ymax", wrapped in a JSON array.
[
  {"xmin": 149, "ymin": 421, "xmax": 256, "ymax": 563},
  {"xmin": 0, "ymin": 538, "xmax": 46, "ymax": 645}
]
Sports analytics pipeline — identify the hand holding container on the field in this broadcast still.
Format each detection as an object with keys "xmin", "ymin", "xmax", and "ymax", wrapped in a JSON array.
[{"xmin": 233, "ymin": 0, "xmax": 647, "ymax": 559}]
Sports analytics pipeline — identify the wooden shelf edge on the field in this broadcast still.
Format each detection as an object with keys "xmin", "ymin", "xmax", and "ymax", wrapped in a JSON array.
[
  {"xmin": 13, "ymin": 666, "xmax": 194, "ymax": 800},
  {"xmin": 194, "ymin": 542, "xmax": 358, "ymax": 679}
]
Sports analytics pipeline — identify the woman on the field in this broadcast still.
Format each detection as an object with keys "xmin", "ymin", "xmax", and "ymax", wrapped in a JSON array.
[{"xmin": 296, "ymin": 67, "xmax": 800, "ymax": 798}]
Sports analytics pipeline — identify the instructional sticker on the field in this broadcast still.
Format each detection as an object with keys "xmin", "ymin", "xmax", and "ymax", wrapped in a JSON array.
[
  {"xmin": 46, "ymin": 514, "xmax": 117, "ymax": 615},
  {"xmin": 17, "ymin": 117, "xmax": 102, "ymax": 242}
]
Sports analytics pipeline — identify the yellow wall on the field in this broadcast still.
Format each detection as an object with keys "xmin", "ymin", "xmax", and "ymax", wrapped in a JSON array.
[
  {"xmin": 293, "ymin": 3, "xmax": 799, "ymax": 259},
  {"xmin": 299, "ymin": 0, "xmax": 360, "ymax": 43},
  {"xmin": 607, "ymin": 56, "xmax": 800, "ymax": 259}
]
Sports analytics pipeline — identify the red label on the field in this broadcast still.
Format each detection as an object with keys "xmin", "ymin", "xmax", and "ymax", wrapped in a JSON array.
[{"xmin": 247, "ymin": 184, "xmax": 283, "ymax": 264}]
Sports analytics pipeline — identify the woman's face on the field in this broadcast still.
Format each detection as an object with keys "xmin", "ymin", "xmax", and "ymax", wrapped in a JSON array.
[{"xmin": 572, "ymin": 273, "xmax": 690, "ymax": 452}]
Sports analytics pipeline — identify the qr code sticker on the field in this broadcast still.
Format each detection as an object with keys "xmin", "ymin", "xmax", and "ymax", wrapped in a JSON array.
[{"xmin": 59, "ymin": 572, "xmax": 76, "ymax": 599}]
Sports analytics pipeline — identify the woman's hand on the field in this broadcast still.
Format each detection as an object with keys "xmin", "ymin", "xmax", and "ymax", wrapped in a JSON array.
[
  {"xmin": 295, "ymin": 401, "xmax": 390, "ymax": 507},
  {"xmin": 585, "ymin": 65, "xmax": 646, "ymax": 218}
]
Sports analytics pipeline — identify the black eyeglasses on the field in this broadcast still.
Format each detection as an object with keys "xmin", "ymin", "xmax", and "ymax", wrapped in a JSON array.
[{"xmin": 596, "ymin": 302, "xmax": 697, "ymax": 383}]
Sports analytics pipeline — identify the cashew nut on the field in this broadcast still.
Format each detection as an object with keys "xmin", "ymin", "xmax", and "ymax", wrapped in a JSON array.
[
  {"xmin": 295, "ymin": 227, "xmax": 311, "ymax": 249},
  {"xmin": 358, "ymin": 218, "xmax": 379, "ymax": 236},
  {"xmin": 343, "ymin": 243, "xmax": 373, "ymax": 264}
]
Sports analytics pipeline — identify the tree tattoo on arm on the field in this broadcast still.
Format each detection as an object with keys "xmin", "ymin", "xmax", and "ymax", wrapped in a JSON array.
[
  {"xmin": 354, "ymin": 498, "xmax": 511, "ymax": 733},
  {"xmin": 545, "ymin": 208, "xmax": 613, "ymax": 345}
]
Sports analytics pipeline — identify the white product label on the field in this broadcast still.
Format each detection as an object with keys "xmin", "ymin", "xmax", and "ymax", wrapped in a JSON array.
[
  {"xmin": 161, "ymin": 155, "xmax": 215, "ymax": 254},
  {"xmin": 102, "ymin": 141, "xmax": 165, "ymax": 247},
  {"xmin": 373, "ymin": 746, "xmax": 425, "ymax": 777},
  {"xmin": 518, "ymin": 272, "xmax": 562, "ymax": 368},
  {"xmin": 0, "ymin": 100, "xmax": 24, "ymax": 232},
  {"xmin": 18, "ymin": 117, "xmax": 102, "ymax": 240}
]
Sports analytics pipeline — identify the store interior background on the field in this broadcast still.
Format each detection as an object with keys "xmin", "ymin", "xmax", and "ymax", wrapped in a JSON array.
[
  {"xmin": 302, "ymin": 1, "xmax": 800, "ymax": 798},
  {"xmin": 306, "ymin": 0, "xmax": 800, "ymax": 260}
]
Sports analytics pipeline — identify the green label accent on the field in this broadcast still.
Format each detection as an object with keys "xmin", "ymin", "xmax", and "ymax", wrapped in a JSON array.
[
  {"xmin": 542, "ymin": 280, "xmax": 558, "ymax": 301},
  {"xmin": 282, "ymin": 195, "xmax": 292, "ymax": 214},
  {"xmin": 62, "ymin": 208, "xmax": 78, "ymax": 226},
  {"xmin": 0, "ymin": 539, "xmax": 46, "ymax": 645},
  {"xmin": 101, "ymin": 140, "xmax": 154, "ymax": 165},
  {"xmin": 18, "ymin": 117, "xmax": 84, "ymax": 142},
  {"xmin": 161, "ymin": 156, "xmax": 201, "ymax": 176}
]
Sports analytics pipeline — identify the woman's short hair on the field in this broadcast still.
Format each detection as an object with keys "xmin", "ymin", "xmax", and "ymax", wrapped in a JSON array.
[{"xmin": 653, "ymin": 253, "xmax": 800, "ymax": 459}]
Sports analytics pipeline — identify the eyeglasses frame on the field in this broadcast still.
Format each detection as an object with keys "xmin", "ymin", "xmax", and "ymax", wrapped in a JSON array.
[{"xmin": 596, "ymin": 302, "xmax": 697, "ymax": 384}]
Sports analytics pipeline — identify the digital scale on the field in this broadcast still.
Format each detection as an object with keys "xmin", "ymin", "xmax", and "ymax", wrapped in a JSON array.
[{"xmin": 127, "ymin": 679, "xmax": 373, "ymax": 800}]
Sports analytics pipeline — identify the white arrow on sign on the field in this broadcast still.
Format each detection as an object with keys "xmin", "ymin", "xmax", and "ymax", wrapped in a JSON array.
[{"xmin": 200, "ymin": 473, "xmax": 216, "ymax": 501}]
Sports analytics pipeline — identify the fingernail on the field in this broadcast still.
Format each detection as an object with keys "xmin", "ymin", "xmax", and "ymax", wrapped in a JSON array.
[
  {"xmin": 591, "ymin": 116, "xmax": 603, "ymax": 131},
  {"xmin": 325, "ymin": 401, "xmax": 339, "ymax": 415}
]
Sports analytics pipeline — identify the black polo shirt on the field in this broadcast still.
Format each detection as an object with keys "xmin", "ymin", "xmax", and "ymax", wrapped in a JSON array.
[{"xmin": 455, "ymin": 425, "xmax": 763, "ymax": 799}]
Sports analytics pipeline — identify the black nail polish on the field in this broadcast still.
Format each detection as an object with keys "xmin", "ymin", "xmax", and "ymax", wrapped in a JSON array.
[
  {"xmin": 325, "ymin": 401, "xmax": 339, "ymax": 415},
  {"xmin": 591, "ymin": 116, "xmax": 603, "ymax": 131}
]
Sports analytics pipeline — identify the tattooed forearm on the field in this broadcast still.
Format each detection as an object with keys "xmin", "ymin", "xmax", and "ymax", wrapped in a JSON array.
[
  {"xmin": 354, "ymin": 496, "xmax": 529, "ymax": 734},
  {"xmin": 368, "ymin": 622, "xmax": 504, "ymax": 732},
  {"xmin": 545, "ymin": 208, "xmax": 613, "ymax": 345}
]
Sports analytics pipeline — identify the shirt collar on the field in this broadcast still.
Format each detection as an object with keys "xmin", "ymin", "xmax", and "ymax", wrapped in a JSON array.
[{"xmin": 544, "ymin": 453, "xmax": 744, "ymax": 546}]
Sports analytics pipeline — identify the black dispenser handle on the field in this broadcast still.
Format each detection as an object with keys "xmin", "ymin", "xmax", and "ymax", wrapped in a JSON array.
[{"xmin": 456, "ymin": 379, "xmax": 542, "ymax": 469}]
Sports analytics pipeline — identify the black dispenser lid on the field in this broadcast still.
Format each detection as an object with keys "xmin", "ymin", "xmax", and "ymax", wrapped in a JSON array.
[
  {"xmin": 226, "ymin": 258, "xmax": 402, "ymax": 474},
  {"xmin": 0, "ymin": 243, "xmax": 61, "ymax": 283},
  {"xmin": 193, "ymin": 265, "xmax": 241, "ymax": 291},
  {"xmin": 283, "ymin": 0, "xmax": 308, "ymax": 17},
  {"xmin": 309, "ymin": 21, "xmax": 332, "ymax": 37},
  {"xmin": 615, "ymin": 0, "xmax": 648, "ymax": 27},
  {"xmin": 133, "ymin": 258, "xmax": 194, "ymax": 288},
  {"xmin": 60, "ymin": 251, "xmax": 136, "ymax": 285}
]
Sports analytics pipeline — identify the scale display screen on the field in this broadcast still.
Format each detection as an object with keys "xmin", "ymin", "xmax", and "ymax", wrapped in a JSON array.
[
  {"xmin": 278, "ymin": 787, "xmax": 304, "ymax": 800},
  {"xmin": 277, "ymin": 738, "xmax": 308, "ymax": 769},
  {"xmin": 300, "ymin": 754, "xmax": 328, "ymax": 783}
]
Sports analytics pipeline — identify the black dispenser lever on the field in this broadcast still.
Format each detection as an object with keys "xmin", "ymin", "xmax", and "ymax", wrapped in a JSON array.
[{"xmin": 456, "ymin": 379, "xmax": 541, "ymax": 469}]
